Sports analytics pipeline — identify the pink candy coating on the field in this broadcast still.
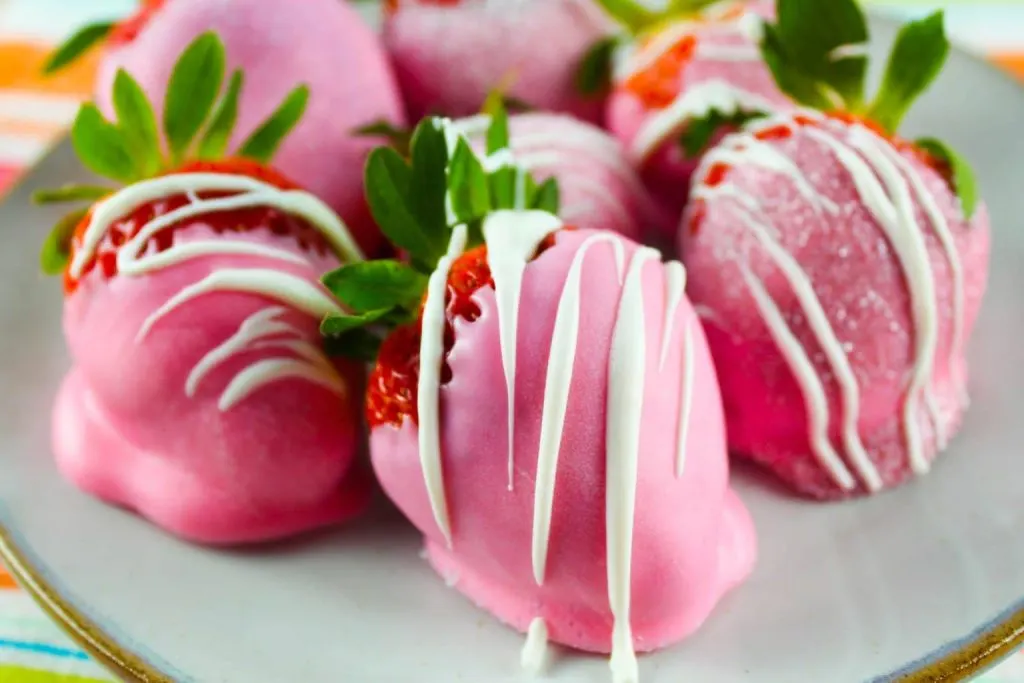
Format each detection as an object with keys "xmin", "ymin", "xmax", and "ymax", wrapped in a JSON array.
[
  {"xmin": 681, "ymin": 117, "xmax": 991, "ymax": 498},
  {"xmin": 384, "ymin": 0, "xmax": 613, "ymax": 123},
  {"xmin": 95, "ymin": 0, "xmax": 406, "ymax": 255},
  {"xmin": 53, "ymin": 224, "xmax": 371, "ymax": 544},
  {"xmin": 370, "ymin": 228, "xmax": 755, "ymax": 653}
]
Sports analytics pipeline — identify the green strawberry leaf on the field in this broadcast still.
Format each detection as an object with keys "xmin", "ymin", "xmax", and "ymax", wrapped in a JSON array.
[
  {"xmin": 916, "ymin": 137, "xmax": 979, "ymax": 219},
  {"xmin": 71, "ymin": 104, "xmax": 138, "ymax": 183},
  {"xmin": 237, "ymin": 84, "xmax": 310, "ymax": 164},
  {"xmin": 408, "ymin": 121, "xmax": 451, "ymax": 254},
  {"xmin": 365, "ymin": 146, "xmax": 439, "ymax": 265},
  {"xmin": 322, "ymin": 260, "xmax": 428, "ymax": 313},
  {"xmin": 198, "ymin": 70, "xmax": 243, "ymax": 160},
  {"xmin": 868, "ymin": 11, "xmax": 949, "ymax": 134},
  {"xmin": 533, "ymin": 177, "xmax": 560, "ymax": 215},
  {"xmin": 43, "ymin": 22, "xmax": 114, "ymax": 75},
  {"xmin": 594, "ymin": 0, "xmax": 660, "ymax": 33},
  {"xmin": 112, "ymin": 69, "xmax": 162, "ymax": 177},
  {"xmin": 321, "ymin": 308, "xmax": 393, "ymax": 337},
  {"xmin": 486, "ymin": 104, "xmax": 510, "ymax": 156},
  {"xmin": 163, "ymin": 32, "xmax": 226, "ymax": 163},
  {"xmin": 771, "ymin": 0, "xmax": 868, "ymax": 109},
  {"xmin": 32, "ymin": 184, "xmax": 114, "ymax": 205},
  {"xmin": 448, "ymin": 137, "xmax": 491, "ymax": 224},
  {"xmin": 353, "ymin": 119, "xmax": 413, "ymax": 157},
  {"xmin": 322, "ymin": 327, "xmax": 383, "ymax": 363},
  {"xmin": 40, "ymin": 208, "xmax": 88, "ymax": 275},
  {"xmin": 759, "ymin": 23, "xmax": 835, "ymax": 111},
  {"xmin": 576, "ymin": 36, "xmax": 618, "ymax": 97},
  {"xmin": 489, "ymin": 166, "xmax": 518, "ymax": 210},
  {"xmin": 680, "ymin": 108, "xmax": 765, "ymax": 158}
]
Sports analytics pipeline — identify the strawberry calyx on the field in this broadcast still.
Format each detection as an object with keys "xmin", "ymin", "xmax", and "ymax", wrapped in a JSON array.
[
  {"xmin": 37, "ymin": 32, "xmax": 312, "ymax": 278},
  {"xmin": 43, "ymin": 0, "xmax": 167, "ymax": 76},
  {"xmin": 320, "ymin": 104, "xmax": 561, "ymax": 366}
]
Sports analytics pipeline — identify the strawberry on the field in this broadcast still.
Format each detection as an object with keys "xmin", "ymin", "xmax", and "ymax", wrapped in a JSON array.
[
  {"xmin": 43, "ymin": 33, "xmax": 370, "ymax": 545},
  {"xmin": 45, "ymin": 0, "xmax": 405, "ymax": 256},
  {"xmin": 680, "ymin": 0, "xmax": 989, "ymax": 499},
  {"xmin": 322, "ymin": 110, "xmax": 755, "ymax": 682}
]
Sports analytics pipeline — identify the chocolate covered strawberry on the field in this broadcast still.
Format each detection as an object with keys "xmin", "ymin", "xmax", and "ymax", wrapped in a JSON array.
[
  {"xmin": 44, "ymin": 0, "xmax": 405, "ymax": 255},
  {"xmin": 323, "ymin": 114, "xmax": 755, "ymax": 682},
  {"xmin": 681, "ymin": 0, "xmax": 990, "ymax": 498},
  {"xmin": 42, "ymin": 34, "xmax": 369, "ymax": 544},
  {"xmin": 593, "ymin": 0, "xmax": 790, "ymax": 230},
  {"xmin": 383, "ymin": 0, "xmax": 614, "ymax": 122}
]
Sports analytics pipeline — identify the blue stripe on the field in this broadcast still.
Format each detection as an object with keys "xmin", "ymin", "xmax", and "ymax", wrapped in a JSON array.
[{"xmin": 0, "ymin": 638, "xmax": 89, "ymax": 661}]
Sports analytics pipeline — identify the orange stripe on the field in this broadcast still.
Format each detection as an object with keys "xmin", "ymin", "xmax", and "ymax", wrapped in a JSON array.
[
  {"xmin": 991, "ymin": 53, "xmax": 1024, "ymax": 80},
  {"xmin": 0, "ymin": 42, "xmax": 99, "ymax": 96},
  {"xmin": 0, "ymin": 566, "xmax": 20, "ymax": 590}
]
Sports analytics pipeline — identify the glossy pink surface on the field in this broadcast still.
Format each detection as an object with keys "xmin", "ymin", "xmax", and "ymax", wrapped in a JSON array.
[
  {"xmin": 94, "ymin": 0, "xmax": 406, "ymax": 256},
  {"xmin": 370, "ymin": 228, "xmax": 755, "ymax": 654},
  {"xmin": 384, "ymin": 0, "xmax": 612, "ymax": 123},
  {"xmin": 53, "ymin": 224, "xmax": 370, "ymax": 544},
  {"xmin": 681, "ymin": 117, "xmax": 991, "ymax": 498}
]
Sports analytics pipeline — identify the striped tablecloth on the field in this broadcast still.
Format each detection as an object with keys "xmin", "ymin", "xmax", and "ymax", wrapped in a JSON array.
[{"xmin": 0, "ymin": 1, "xmax": 1021, "ymax": 681}]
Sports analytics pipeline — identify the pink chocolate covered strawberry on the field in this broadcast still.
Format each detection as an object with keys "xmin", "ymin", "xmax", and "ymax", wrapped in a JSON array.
[
  {"xmin": 383, "ymin": 0, "xmax": 614, "ymax": 122},
  {"xmin": 322, "ymin": 114, "xmax": 755, "ymax": 681},
  {"xmin": 600, "ymin": 0, "xmax": 791, "ymax": 230},
  {"xmin": 42, "ymin": 35, "xmax": 369, "ymax": 544},
  {"xmin": 44, "ymin": 0, "xmax": 405, "ymax": 255},
  {"xmin": 681, "ymin": 0, "xmax": 990, "ymax": 498}
]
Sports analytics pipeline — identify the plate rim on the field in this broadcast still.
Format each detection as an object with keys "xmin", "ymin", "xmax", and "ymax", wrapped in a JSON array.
[
  {"xmin": 1, "ymin": 18, "xmax": 1022, "ymax": 683},
  {"xmin": 1, "ymin": 514, "xmax": 1022, "ymax": 683}
]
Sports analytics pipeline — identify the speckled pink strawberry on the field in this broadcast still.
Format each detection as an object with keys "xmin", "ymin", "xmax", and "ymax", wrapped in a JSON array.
[
  {"xmin": 383, "ymin": 0, "xmax": 614, "ymax": 122},
  {"xmin": 601, "ymin": 0, "xmax": 790, "ymax": 231},
  {"xmin": 322, "ymin": 115, "xmax": 755, "ymax": 681},
  {"xmin": 680, "ymin": 1, "xmax": 991, "ymax": 499},
  {"xmin": 40, "ymin": 35, "xmax": 370, "ymax": 544},
  {"xmin": 45, "ymin": 0, "xmax": 405, "ymax": 256}
]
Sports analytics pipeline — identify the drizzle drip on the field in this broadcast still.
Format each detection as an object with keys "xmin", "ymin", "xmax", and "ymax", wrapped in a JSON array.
[
  {"xmin": 418, "ymin": 224, "xmax": 470, "ymax": 548},
  {"xmin": 532, "ymin": 234, "xmax": 626, "ymax": 586},
  {"xmin": 675, "ymin": 321, "xmax": 696, "ymax": 479},
  {"xmin": 483, "ymin": 211, "xmax": 564, "ymax": 492},
  {"xmin": 606, "ymin": 248, "xmax": 657, "ymax": 683},
  {"xmin": 521, "ymin": 617, "xmax": 550, "ymax": 675}
]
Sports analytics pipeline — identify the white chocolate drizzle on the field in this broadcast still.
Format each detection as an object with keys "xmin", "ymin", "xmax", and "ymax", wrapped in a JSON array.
[
  {"xmin": 520, "ymin": 617, "xmax": 550, "ymax": 675},
  {"xmin": 74, "ymin": 173, "xmax": 362, "ymax": 413},
  {"xmin": 483, "ymin": 211, "xmax": 564, "ymax": 491},
  {"xmin": 606, "ymin": 248, "xmax": 657, "ymax": 683},
  {"xmin": 417, "ymin": 224, "xmax": 469, "ymax": 548},
  {"xmin": 675, "ymin": 321, "xmax": 696, "ymax": 479},
  {"xmin": 532, "ymin": 234, "xmax": 625, "ymax": 586},
  {"xmin": 693, "ymin": 112, "xmax": 969, "ymax": 488}
]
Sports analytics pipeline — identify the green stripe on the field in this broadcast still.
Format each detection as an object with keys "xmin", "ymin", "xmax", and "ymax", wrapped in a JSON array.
[{"xmin": 0, "ymin": 665, "xmax": 111, "ymax": 683}]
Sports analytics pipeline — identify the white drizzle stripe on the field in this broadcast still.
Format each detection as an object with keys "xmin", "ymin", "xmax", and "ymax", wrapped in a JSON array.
[
  {"xmin": 631, "ymin": 82, "xmax": 782, "ymax": 164},
  {"xmin": 520, "ymin": 617, "xmax": 549, "ymax": 675},
  {"xmin": 136, "ymin": 269, "xmax": 343, "ymax": 342},
  {"xmin": 531, "ymin": 235, "xmax": 626, "ymax": 586},
  {"xmin": 696, "ymin": 43, "xmax": 762, "ymax": 61},
  {"xmin": 606, "ymin": 248, "xmax": 657, "ymax": 683},
  {"xmin": 733, "ymin": 209, "xmax": 882, "ymax": 491},
  {"xmin": 483, "ymin": 211, "xmax": 563, "ymax": 492},
  {"xmin": 220, "ymin": 358, "xmax": 345, "ymax": 411},
  {"xmin": 810, "ymin": 125, "xmax": 941, "ymax": 473},
  {"xmin": 121, "ymin": 240, "xmax": 310, "ymax": 273},
  {"xmin": 876, "ymin": 141, "xmax": 966, "ymax": 391},
  {"xmin": 740, "ymin": 267, "xmax": 857, "ymax": 490},
  {"xmin": 72, "ymin": 173, "xmax": 363, "ymax": 278},
  {"xmin": 659, "ymin": 262, "xmax": 688, "ymax": 370},
  {"xmin": 186, "ymin": 307, "xmax": 343, "ymax": 412},
  {"xmin": 701, "ymin": 132, "xmax": 839, "ymax": 214},
  {"xmin": 693, "ymin": 182, "xmax": 762, "ymax": 212},
  {"xmin": 675, "ymin": 321, "xmax": 696, "ymax": 479},
  {"xmin": 417, "ymin": 225, "xmax": 469, "ymax": 548}
]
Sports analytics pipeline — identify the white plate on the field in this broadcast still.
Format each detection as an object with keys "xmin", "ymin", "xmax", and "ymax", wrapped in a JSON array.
[{"xmin": 0, "ymin": 17, "xmax": 1023, "ymax": 683}]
